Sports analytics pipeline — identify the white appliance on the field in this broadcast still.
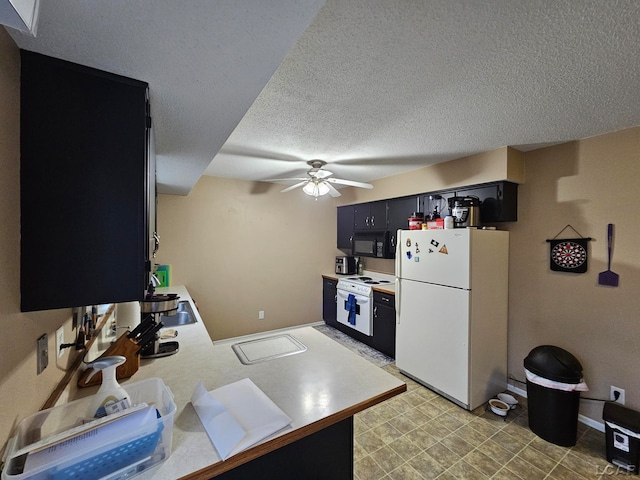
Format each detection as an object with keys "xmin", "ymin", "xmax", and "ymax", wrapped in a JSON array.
[
  {"xmin": 395, "ymin": 228, "xmax": 509, "ymax": 410},
  {"xmin": 336, "ymin": 275, "xmax": 393, "ymax": 336}
]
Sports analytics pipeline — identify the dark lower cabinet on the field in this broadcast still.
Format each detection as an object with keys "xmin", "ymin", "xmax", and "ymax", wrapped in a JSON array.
[
  {"xmin": 20, "ymin": 51, "xmax": 152, "ymax": 311},
  {"xmin": 215, "ymin": 417, "xmax": 353, "ymax": 480},
  {"xmin": 322, "ymin": 278, "xmax": 338, "ymax": 327},
  {"xmin": 373, "ymin": 291, "xmax": 396, "ymax": 358}
]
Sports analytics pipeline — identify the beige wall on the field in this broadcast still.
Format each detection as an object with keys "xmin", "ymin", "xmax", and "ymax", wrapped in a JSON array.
[
  {"xmin": 509, "ymin": 129, "xmax": 640, "ymax": 420},
  {"xmin": 156, "ymin": 175, "xmax": 340, "ymax": 340},
  {"xmin": 0, "ymin": 30, "xmax": 78, "ymax": 447}
]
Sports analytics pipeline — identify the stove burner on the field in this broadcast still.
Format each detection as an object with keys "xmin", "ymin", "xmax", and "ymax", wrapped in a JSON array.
[{"xmin": 344, "ymin": 276, "xmax": 390, "ymax": 285}]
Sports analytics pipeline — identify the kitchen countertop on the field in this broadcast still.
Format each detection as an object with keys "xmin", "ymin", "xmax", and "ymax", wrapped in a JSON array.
[
  {"xmin": 72, "ymin": 285, "xmax": 405, "ymax": 479},
  {"xmin": 323, "ymin": 270, "xmax": 396, "ymax": 295}
]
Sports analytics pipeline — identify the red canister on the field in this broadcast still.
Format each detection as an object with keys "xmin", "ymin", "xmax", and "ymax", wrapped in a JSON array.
[{"xmin": 408, "ymin": 212, "xmax": 424, "ymax": 230}]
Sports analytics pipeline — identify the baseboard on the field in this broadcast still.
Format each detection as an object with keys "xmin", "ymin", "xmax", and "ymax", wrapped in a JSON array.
[{"xmin": 507, "ymin": 383, "xmax": 605, "ymax": 433}]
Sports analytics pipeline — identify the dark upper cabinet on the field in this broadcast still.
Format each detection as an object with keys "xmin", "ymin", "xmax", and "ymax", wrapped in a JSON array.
[
  {"xmin": 420, "ymin": 181, "xmax": 518, "ymax": 223},
  {"xmin": 386, "ymin": 196, "xmax": 418, "ymax": 254},
  {"xmin": 336, "ymin": 205, "xmax": 354, "ymax": 252},
  {"xmin": 453, "ymin": 181, "xmax": 518, "ymax": 223},
  {"xmin": 20, "ymin": 51, "xmax": 152, "ymax": 311},
  {"xmin": 354, "ymin": 201, "xmax": 387, "ymax": 231}
]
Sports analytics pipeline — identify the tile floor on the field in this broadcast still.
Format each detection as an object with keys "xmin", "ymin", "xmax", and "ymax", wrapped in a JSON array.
[{"xmin": 353, "ymin": 365, "xmax": 616, "ymax": 479}]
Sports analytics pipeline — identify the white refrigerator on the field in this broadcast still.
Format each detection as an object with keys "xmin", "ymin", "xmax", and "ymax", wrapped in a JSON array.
[{"xmin": 395, "ymin": 228, "xmax": 509, "ymax": 410}]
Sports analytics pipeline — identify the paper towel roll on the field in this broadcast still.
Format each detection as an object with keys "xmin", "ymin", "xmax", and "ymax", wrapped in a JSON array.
[{"xmin": 116, "ymin": 301, "xmax": 141, "ymax": 331}]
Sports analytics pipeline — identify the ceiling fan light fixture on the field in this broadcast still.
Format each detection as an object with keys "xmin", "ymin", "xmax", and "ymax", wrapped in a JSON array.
[{"xmin": 303, "ymin": 180, "xmax": 330, "ymax": 197}]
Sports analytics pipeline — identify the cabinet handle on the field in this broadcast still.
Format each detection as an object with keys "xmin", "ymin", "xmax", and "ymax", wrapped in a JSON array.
[
  {"xmin": 371, "ymin": 215, "xmax": 375, "ymax": 226},
  {"xmin": 365, "ymin": 216, "xmax": 370, "ymax": 227},
  {"xmin": 373, "ymin": 306, "xmax": 377, "ymax": 317},
  {"xmin": 334, "ymin": 294, "xmax": 337, "ymax": 303},
  {"xmin": 350, "ymin": 236, "xmax": 353, "ymax": 244},
  {"xmin": 390, "ymin": 235, "xmax": 396, "ymax": 249}
]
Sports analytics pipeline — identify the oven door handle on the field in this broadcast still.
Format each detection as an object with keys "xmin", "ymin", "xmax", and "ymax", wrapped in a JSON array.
[{"xmin": 336, "ymin": 290, "xmax": 370, "ymax": 305}]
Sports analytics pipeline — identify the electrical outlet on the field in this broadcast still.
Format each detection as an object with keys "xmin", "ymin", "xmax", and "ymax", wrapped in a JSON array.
[
  {"xmin": 37, "ymin": 334, "xmax": 48, "ymax": 374},
  {"xmin": 56, "ymin": 326, "xmax": 64, "ymax": 358},
  {"xmin": 610, "ymin": 386, "xmax": 625, "ymax": 405},
  {"xmin": 258, "ymin": 310, "xmax": 265, "ymax": 320}
]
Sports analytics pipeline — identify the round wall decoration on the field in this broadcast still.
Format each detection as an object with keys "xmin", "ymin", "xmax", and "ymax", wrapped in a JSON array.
[
  {"xmin": 546, "ymin": 225, "xmax": 591, "ymax": 274},
  {"xmin": 549, "ymin": 239, "xmax": 588, "ymax": 272}
]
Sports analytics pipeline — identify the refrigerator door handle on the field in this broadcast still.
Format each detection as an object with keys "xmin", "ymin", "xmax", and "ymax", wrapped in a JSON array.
[
  {"xmin": 395, "ymin": 229, "xmax": 401, "ymax": 324},
  {"xmin": 395, "ymin": 277, "xmax": 401, "ymax": 323},
  {"xmin": 395, "ymin": 229, "xmax": 401, "ymax": 278}
]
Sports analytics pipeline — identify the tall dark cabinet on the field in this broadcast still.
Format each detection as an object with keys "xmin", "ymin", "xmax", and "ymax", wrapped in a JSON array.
[
  {"xmin": 20, "ymin": 51, "xmax": 153, "ymax": 311},
  {"xmin": 336, "ymin": 205, "xmax": 354, "ymax": 253}
]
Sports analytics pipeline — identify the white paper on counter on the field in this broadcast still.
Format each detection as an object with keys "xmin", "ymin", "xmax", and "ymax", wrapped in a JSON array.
[{"xmin": 191, "ymin": 378, "xmax": 292, "ymax": 460}]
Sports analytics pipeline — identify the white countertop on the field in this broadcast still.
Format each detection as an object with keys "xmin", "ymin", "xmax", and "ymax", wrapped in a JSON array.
[{"xmin": 85, "ymin": 286, "xmax": 405, "ymax": 479}]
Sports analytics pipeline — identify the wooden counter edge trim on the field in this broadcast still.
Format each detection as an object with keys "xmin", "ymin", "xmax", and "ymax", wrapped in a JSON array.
[
  {"xmin": 179, "ymin": 382, "xmax": 407, "ymax": 480},
  {"xmin": 40, "ymin": 305, "xmax": 115, "ymax": 410}
]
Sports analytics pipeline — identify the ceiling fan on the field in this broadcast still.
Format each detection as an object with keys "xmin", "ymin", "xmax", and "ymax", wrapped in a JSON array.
[{"xmin": 265, "ymin": 160, "xmax": 373, "ymax": 198}]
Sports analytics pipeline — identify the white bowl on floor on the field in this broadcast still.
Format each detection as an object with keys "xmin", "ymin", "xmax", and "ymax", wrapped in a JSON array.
[
  {"xmin": 489, "ymin": 398, "xmax": 510, "ymax": 417},
  {"xmin": 498, "ymin": 393, "xmax": 518, "ymax": 409}
]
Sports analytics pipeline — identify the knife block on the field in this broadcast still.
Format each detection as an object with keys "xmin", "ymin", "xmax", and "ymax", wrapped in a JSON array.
[{"xmin": 77, "ymin": 331, "xmax": 141, "ymax": 388}]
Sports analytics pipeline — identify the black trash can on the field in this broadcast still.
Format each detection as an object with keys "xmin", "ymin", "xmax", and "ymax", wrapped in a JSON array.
[
  {"xmin": 603, "ymin": 402, "xmax": 640, "ymax": 474},
  {"xmin": 524, "ymin": 345, "xmax": 583, "ymax": 446}
]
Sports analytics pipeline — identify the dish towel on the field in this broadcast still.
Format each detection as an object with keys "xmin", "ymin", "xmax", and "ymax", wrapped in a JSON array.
[{"xmin": 346, "ymin": 294, "xmax": 357, "ymax": 325}]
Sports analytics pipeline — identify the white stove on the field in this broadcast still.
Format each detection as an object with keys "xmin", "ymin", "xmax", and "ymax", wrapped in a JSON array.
[
  {"xmin": 335, "ymin": 275, "xmax": 393, "ymax": 336},
  {"xmin": 336, "ymin": 275, "xmax": 393, "ymax": 297}
]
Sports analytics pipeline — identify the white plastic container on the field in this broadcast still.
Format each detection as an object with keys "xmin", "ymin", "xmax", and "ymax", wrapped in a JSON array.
[{"xmin": 2, "ymin": 378, "xmax": 175, "ymax": 480}]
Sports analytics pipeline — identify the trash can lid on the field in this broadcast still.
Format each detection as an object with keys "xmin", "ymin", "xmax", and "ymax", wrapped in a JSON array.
[
  {"xmin": 524, "ymin": 345, "xmax": 583, "ymax": 383},
  {"xmin": 603, "ymin": 402, "xmax": 640, "ymax": 432}
]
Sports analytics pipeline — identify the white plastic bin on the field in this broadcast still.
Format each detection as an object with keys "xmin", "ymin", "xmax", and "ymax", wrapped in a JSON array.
[{"xmin": 2, "ymin": 377, "xmax": 175, "ymax": 480}]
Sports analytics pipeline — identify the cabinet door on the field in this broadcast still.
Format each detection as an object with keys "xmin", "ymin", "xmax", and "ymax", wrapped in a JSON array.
[
  {"xmin": 322, "ymin": 278, "xmax": 337, "ymax": 326},
  {"xmin": 354, "ymin": 201, "xmax": 387, "ymax": 231},
  {"xmin": 454, "ymin": 181, "xmax": 518, "ymax": 222},
  {"xmin": 336, "ymin": 205, "xmax": 354, "ymax": 252},
  {"xmin": 20, "ymin": 51, "xmax": 150, "ymax": 311},
  {"xmin": 368, "ymin": 201, "xmax": 387, "ymax": 230},
  {"xmin": 373, "ymin": 291, "xmax": 396, "ymax": 358},
  {"xmin": 353, "ymin": 203, "xmax": 370, "ymax": 231},
  {"xmin": 387, "ymin": 196, "xmax": 418, "ymax": 254}
]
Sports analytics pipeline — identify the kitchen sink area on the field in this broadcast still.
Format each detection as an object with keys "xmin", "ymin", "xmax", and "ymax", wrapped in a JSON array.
[{"xmin": 159, "ymin": 300, "xmax": 197, "ymax": 327}]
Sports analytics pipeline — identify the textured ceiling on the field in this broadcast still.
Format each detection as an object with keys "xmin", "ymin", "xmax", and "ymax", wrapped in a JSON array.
[
  {"xmin": 207, "ymin": 0, "xmax": 640, "ymax": 187},
  {"xmin": 7, "ymin": 1, "xmax": 640, "ymax": 195},
  {"xmin": 8, "ymin": 1, "xmax": 324, "ymax": 194}
]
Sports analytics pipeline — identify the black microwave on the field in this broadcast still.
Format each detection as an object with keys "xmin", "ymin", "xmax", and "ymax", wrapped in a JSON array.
[{"xmin": 352, "ymin": 231, "xmax": 392, "ymax": 258}]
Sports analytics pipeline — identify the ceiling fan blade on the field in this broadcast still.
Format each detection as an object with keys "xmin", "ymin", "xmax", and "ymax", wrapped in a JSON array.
[
  {"xmin": 326, "ymin": 178, "xmax": 374, "ymax": 189},
  {"xmin": 280, "ymin": 181, "xmax": 308, "ymax": 193},
  {"xmin": 263, "ymin": 177, "xmax": 309, "ymax": 182},
  {"xmin": 312, "ymin": 169, "xmax": 333, "ymax": 179},
  {"xmin": 326, "ymin": 182, "xmax": 342, "ymax": 197}
]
